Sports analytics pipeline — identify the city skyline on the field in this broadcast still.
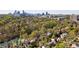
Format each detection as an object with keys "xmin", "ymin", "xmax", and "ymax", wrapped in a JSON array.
[{"xmin": 1, "ymin": 10, "xmax": 79, "ymax": 14}]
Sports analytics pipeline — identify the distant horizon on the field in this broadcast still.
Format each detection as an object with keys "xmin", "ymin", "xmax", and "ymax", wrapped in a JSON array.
[{"xmin": 1, "ymin": 10, "xmax": 79, "ymax": 14}]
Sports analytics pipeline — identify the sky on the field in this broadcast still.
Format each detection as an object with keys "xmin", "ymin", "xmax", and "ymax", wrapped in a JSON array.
[
  {"xmin": 0, "ymin": 0, "xmax": 79, "ymax": 14},
  {"xmin": 1, "ymin": 10, "xmax": 79, "ymax": 14}
]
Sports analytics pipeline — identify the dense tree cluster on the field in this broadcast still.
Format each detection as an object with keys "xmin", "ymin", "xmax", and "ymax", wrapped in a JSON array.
[{"xmin": 0, "ymin": 15, "xmax": 79, "ymax": 48}]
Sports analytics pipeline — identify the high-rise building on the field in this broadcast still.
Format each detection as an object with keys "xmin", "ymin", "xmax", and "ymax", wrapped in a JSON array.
[
  {"xmin": 46, "ymin": 12, "xmax": 49, "ymax": 15},
  {"xmin": 13, "ymin": 10, "xmax": 20, "ymax": 17},
  {"xmin": 21, "ymin": 10, "xmax": 26, "ymax": 16}
]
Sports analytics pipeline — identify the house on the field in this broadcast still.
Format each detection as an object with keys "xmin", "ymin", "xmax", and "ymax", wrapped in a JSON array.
[
  {"xmin": 60, "ymin": 33, "xmax": 67, "ymax": 39},
  {"xmin": 46, "ymin": 32, "xmax": 51, "ymax": 36},
  {"xmin": 56, "ymin": 38, "xmax": 61, "ymax": 42},
  {"xmin": 70, "ymin": 43, "xmax": 79, "ymax": 48},
  {"xmin": 52, "ymin": 14, "xmax": 66, "ymax": 21},
  {"xmin": 42, "ymin": 46, "xmax": 45, "ymax": 48},
  {"xmin": 24, "ymin": 40, "xmax": 30, "ymax": 46},
  {"xmin": 70, "ymin": 14, "xmax": 79, "ymax": 22},
  {"xmin": 57, "ymin": 17, "xmax": 65, "ymax": 21},
  {"xmin": 30, "ymin": 39, "xmax": 35, "ymax": 43},
  {"xmin": 48, "ymin": 38, "xmax": 56, "ymax": 46},
  {"xmin": 51, "ymin": 39, "xmax": 56, "ymax": 43}
]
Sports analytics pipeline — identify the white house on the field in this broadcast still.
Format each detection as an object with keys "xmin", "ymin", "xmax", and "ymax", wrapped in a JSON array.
[
  {"xmin": 42, "ymin": 46, "xmax": 45, "ymax": 48},
  {"xmin": 56, "ymin": 38, "xmax": 61, "ymax": 42},
  {"xmin": 60, "ymin": 33, "xmax": 67, "ymax": 39},
  {"xmin": 46, "ymin": 32, "xmax": 51, "ymax": 36},
  {"xmin": 71, "ymin": 43, "xmax": 79, "ymax": 48}
]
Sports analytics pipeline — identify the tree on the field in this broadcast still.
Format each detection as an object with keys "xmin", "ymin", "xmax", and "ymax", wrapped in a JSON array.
[{"xmin": 44, "ymin": 21, "xmax": 57, "ymax": 29}]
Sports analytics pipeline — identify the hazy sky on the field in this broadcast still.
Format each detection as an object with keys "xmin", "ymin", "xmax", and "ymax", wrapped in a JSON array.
[
  {"xmin": 1, "ymin": 10, "xmax": 79, "ymax": 14},
  {"xmin": 0, "ymin": 0, "xmax": 79, "ymax": 14}
]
